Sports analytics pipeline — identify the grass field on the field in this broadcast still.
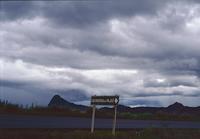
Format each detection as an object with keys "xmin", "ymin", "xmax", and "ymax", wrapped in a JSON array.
[
  {"xmin": 1, "ymin": 101, "xmax": 199, "ymax": 121},
  {"xmin": 0, "ymin": 128, "xmax": 199, "ymax": 139}
]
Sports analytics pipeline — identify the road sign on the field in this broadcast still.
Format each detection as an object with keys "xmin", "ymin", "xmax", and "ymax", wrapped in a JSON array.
[
  {"xmin": 91, "ymin": 95, "xmax": 119, "ymax": 105},
  {"xmin": 90, "ymin": 95, "xmax": 119, "ymax": 135}
]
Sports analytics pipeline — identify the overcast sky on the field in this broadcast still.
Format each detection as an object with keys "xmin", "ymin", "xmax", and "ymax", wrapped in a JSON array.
[{"xmin": 1, "ymin": 0, "xmax": 200, "ymax": 107}]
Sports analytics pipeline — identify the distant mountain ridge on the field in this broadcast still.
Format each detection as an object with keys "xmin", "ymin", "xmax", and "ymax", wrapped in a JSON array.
[{"xmin": 48, "ymin": 95, "xmax": 200, "ymax": 115}]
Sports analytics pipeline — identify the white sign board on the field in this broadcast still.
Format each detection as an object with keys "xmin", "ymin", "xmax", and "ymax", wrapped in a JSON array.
[{"xmin": 91, "ymin": 96, "xmax": 119, "ymax": 105}]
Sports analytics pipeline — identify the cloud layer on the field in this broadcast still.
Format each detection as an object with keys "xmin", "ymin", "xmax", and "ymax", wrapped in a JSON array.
[{"xmin": 1, "ymin": 0, "xmax": 200, "ymax": 107}]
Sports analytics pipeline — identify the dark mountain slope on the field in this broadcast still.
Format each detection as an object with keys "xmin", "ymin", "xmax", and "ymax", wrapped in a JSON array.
[
  {"xmin": 48, "ymin": 95, "xmax": 200, "ymax": 116},
  {"xmin": 48, "ymin": 95, "xmax": 88, "ymax": 111}
]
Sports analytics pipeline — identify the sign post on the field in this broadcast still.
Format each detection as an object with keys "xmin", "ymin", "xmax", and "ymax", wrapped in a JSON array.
[
  {"xmin": 112, "ymin": 105, "xmax": 117, "ymax": 135},
  {"xmin": 90, "ymin": 95, "xmax": 119, "ymax": 135},
  {"xmin": 91, "ymin": 104, "xmax": 96, "ymax": 133}
]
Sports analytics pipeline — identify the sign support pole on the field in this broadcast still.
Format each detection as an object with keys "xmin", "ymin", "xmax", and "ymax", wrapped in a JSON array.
[
  {"xmin": 91, "ymin": 104, "xmax": 96, "ymax": 133},
  {"xmin": 91, "ymin": 95, "xmax": 119, "ymax": 135},
  {"xmin": 112, "ymin": 105, "xmax": 117, "ymax": 135}
]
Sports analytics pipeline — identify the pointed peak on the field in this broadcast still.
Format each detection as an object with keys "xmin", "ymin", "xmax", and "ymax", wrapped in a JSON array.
[
  {"xmin": 48, "ymin": 94, "xmax": 88, "ymax": 110},
  {"xmin": 168, "ymin": 102, "xmax": 184, "ymax": 108},
  {"xmin": 48, "ymin": 94, "xmax": 69, "ymax": 107},
  {"xmin": 50, "ymin": 95, "xmax": 65, "ymax": 102},
  {"xmin": 173, "ymin": 102, "xmax": 184, "ymax": 106},
  {"xmin": 52, "ymin": 94, "xmax": 61, "ymax": 99}
]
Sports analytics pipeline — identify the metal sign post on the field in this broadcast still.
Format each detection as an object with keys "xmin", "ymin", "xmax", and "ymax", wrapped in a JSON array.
[
  {"xmin": 90, "ymin": 95, "xmax": 119, "ymax": 135},
  {"xmin": 112, "ymin": 105, "xmax": 117, "ymax": 135},
  {"xmin": 91, "ymin": 105, "xmax": 96, "ymax": 133}
]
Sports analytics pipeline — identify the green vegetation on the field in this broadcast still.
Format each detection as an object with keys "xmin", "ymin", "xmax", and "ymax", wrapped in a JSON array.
[
  {"xmin": 0, "ymin": 99, "xmax": 91, "ymax": 117},
  {"xmin": 118, "ymin": 112, "xmax": 200, "ymax": 121},
  {"xmin": 119, "ymin": 112, "xmax": 154, "ymax": 120},
  {"xmin": 0, "ymin": 129, "xmax": 199, "ymax": 139},
  {"xmin": 0, "ymin": 99, "xmax": 199, "ymax": 121}
]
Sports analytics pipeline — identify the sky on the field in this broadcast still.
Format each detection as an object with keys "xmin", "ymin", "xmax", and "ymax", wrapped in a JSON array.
[{"xmin": 0, "ymin": 0, "xmax": 200, "ymax": 107}]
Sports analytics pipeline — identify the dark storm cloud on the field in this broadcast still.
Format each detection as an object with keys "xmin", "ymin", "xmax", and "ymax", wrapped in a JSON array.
[
  {"xmin": 1, "ymin": 0, "xmax": 199, "ymax": 71},
  {"xmin": 1, "ymin": 0, "xmax": 169, "ymax": 27},
  {"xmin": 1, "ymin": 0, "xmax": 200, "ymax": 107},
  {"xmin": 55, "ymin": 89, "xmax": 89, "ymax": 102},
  {"xmin": 0, "ymin": 80, "xmax": 28, "ymax": 88},
  {"xmin": 2, "ymin": 0, "xmax": 199, "ymax": 27},
  {"xmin": 0, "ymin": 1, "xmax": 39, "ymax": 21},
  {"xmin": 0, "ymin": 85, "xmax": 52, "ymax": 105},
  {"xmin": 42, "ymin": 0, "xmax": 167, "ymax": 27}
]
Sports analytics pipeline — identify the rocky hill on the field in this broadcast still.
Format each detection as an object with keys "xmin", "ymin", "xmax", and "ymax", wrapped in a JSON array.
[{"xmin": 48, "ymin": 95, "xmax": 89, "ymax": 111}]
